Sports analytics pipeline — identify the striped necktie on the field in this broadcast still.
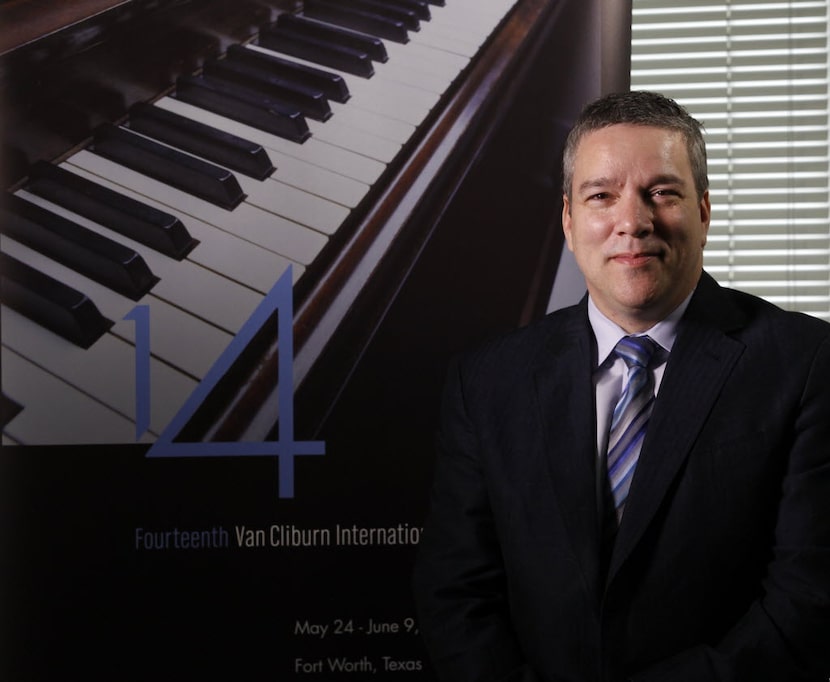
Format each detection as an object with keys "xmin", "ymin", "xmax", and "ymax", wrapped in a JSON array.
[{"xmin": 607, "ymin": 335, "xmax": 658, "ymax": 521}]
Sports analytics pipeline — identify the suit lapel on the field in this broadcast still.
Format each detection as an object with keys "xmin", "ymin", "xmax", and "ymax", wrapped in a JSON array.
[
  {"xmin": 608, "ymin": 273, "xmax": 748, "ymax": 582},
  {"xmin": 532, "ymin": 304, "xmax": 603, "ymax": 589}
]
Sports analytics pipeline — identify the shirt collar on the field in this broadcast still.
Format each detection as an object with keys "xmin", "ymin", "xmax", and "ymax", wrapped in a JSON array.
[{"xmin": 588, "ymin": 292, "xmax": 693, "ymax": 368}]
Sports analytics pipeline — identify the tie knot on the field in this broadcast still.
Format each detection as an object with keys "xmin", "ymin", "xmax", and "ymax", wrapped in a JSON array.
[{"xmin": 614, "ymin": 335, "xmax": 657, "ymax": 369}]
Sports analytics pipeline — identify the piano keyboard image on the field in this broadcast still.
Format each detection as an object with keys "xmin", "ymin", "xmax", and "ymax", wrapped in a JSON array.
[{"xmin": 1, "ymin": 0, "xmax": 524, "ymax": 445}]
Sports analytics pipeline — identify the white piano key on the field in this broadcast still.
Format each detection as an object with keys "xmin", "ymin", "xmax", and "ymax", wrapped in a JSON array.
[
  {"xmin": 67, "ymin": 150, "xmax": 327, "ymax": 265},
  {"xmin": 2, "ymin": 309, "xmax": 197, "ymax": 440},
  {"xmin": 129, "ymin": 102, "xmax": 371, "ymax": 207},
  {"xmin": 378, "ymin": 51, "xmax": 459, "ymax": 86},
  {"xmin": 61, "ymin": 163, "xmax": 303, "ymax": 293},
  {"xmin": 89, "ymin": 126, "xmax": 346, "ymax": 239},
  {"xmin": 114, "ymin": 123, "xmax": 327, "ymax": 230},
  {"xmin": 172, "ymin": 66, "xmax": 415, "ymax": 164},
  {"xmin": 120, "ymin": 123, "xmax": 354, "ymax": 232},
  {"xmin": 324, "ymin": 101, "xmax": 414, "ymax": 145},
  {"xmin": 418, "ymin": 2, "xmax": 509, "ymax": 36},
  {"xmin": 1, "ymin": 236, "xmax": 231, "ymax": 379},
  {"xmin": 16, "ymin": 189, "xmax": 262, "ymax": 335},
  {"xmin": 330, "ymin": 79, "xmax": 432, "ymax": 147},
  {"xmin": 245, "ymin": 44, "xmax": 432, "ymax": 127},
  {"xmin": 409, "ymin": 23, "xmax": 482, "ymax": 57},
  {"xmin": 111, "ymin": 308, "xmax": 229, "ymax": 380},
  {"xmin": 429, "ymin": 12, "xmax": 521, "ymax": 55},
  {"xmin": 381, "ymin": 36, "xmax": 469, "ymax": 77},
  {"xmin": 236, "ymin": 174, "xmax": 349, "ymax": 235},
  {"xmin": 306, "ymin": 117, "xmax": 402, "ymax": 164},
  {"xmin": 333, "ymin": 73, "xmax": 435, "ymax": 125},
  {"xmin": 156, "ymin": 96, "xmax": 385, "ymax": 186},
  {"xmin": 348, "ymin": 73, "xmax": 441, "ymax": 123},
  {"xmin": 430, "ymin": 5, "xmax": 506, "ymax": 33},
  {"xmin": 1, "ymin": 344, "xmax": 150, "ymax": 444},
  {"xmin": 369, "ymin": 52, "xmax": 455, "ymax": 95},
  {"xmin": 438, "ymin": 0, "xmax": 518, "ymax": 24},
  {"xmin": 264, "ymin": 149, "xmax": 369, "ymax": 208},
  {"xmin": 240, "ymin": 45, "xmax": 421, "ymax": 144}
]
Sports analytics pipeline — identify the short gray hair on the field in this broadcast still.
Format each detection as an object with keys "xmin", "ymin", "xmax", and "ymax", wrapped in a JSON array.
[{"xmin": 562, "ymin": 91, "xmax": 708, "ymax": 201}]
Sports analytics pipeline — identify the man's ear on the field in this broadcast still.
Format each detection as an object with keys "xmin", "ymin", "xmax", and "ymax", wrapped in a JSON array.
[
  {"xmin": 699, "ymin": 190, "xmax": 711, "ymax": 247},
  {"xmin": 562, "ymin": 194, "xmax": 575, "ymax": 252}
]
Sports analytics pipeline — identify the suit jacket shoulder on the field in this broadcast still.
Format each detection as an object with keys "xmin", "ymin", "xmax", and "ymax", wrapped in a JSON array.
[{"xmin": 452, "ymin": 298, "xmax": 593, "ymax": 389}]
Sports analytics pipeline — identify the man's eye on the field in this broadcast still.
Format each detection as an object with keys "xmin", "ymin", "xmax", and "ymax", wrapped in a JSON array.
[{"xmin": 652, "ymin": 189, "xmax": 679, "ymax": 198}]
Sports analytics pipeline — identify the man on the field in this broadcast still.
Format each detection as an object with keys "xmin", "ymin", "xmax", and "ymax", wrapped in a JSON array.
[{"xmin": 412, "ymin": 91, "xmax": 830, "ymax": 681}]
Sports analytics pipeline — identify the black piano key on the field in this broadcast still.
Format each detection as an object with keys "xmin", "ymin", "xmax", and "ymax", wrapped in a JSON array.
[
  {"xmin": 226, "ymin": 44, "xmax": 350, "ymax": 104},
  {"xmin": 129, "ymin": 102, "xmax": 275, "ymax": 180},
  {"xmin": 27, "ymin": 160, "xmax": 199, "ymax": 261},
  {"xmin": 278, "ymin": 12, "xmax": 389, "ymax": 62},
  {"xmin": 92, "ymin": 123, "xmax": 246, "ymax": 210},
  {"xmin": 1, "ymin": 194, "xmax": 159, "ymax": 301},
  {"xmin": 303, "ymin": 0, "xmax": 411, "ymax": 43},
  {"xmin": 258, "ymin": 28, "xmax": 375, "ymax": 79},
  {"xmin": 0, "ymin": 252, "xmax": 113, "ymax": 350},
  {"xmin": 352, "ymin": 0, "xmax": 422, "ymax": 29},
  {"xmin": 381, "ymin": 0, "xmax": 431, "ymax": 21},
  {"xmin": 1, "ymin": 393, "xmax": 24, "ymax": 429},
  {"xmin": 203, "ymin": 58, "xmax": 333, "ymax": 122},
  {"xmin": 176, "ymin": 74, "xmax": 312, "ymax": 143}
]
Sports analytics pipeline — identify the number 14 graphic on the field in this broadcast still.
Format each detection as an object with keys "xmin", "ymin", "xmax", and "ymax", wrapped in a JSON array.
[{"xmin": 125, "ymin": 267, "xmax": 325, "ymax": 498}]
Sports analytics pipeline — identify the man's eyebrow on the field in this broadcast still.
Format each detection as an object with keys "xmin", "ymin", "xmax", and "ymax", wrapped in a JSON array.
[
  {"xmin": 649, "ymin": 173, "xmax": 686, "ymax": 187},
  {"xmin": 576, "ymin": 174, "xmax": 688, "ymax": 194},
  {"xmin": 576, "ymin": 177, "xmax": 615, "ymax": 194}
]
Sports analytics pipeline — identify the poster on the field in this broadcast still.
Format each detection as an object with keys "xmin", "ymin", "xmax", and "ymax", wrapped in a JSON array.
[{"xmin": 0, "ymin": 0, "xmax": 605, "ymax": 678}]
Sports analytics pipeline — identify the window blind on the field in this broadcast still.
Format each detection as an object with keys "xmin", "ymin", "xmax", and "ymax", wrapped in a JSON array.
[{"xmin": 630, "ymin": 0, "xmax": 830, "ymax": 322}]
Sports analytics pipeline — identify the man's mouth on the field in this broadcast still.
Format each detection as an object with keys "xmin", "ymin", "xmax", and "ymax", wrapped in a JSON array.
[{"xmin": 611, "ymin": 251, "xmax": 659, "ymax": 266}]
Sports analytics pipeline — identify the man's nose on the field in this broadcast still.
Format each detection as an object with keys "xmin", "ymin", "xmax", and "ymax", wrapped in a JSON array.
[{"xmin": 616, "ymin": 194, "xmax": 654, "ymax": 236}]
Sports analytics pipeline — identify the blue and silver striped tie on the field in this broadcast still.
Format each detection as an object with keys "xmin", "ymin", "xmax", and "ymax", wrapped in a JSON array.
[{"xmin": 607, "ymin": 335, "xmax": 658, "ymax": 521}]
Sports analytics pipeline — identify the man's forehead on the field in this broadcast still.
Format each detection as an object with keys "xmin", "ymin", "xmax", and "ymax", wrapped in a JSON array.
[
  {"xmin": 578, "ymin": 123, "xmax": 685, "ymax": 147},
  {"xmin": 574, "ymin": 126, "xmax": 691, "ymax": 174}
]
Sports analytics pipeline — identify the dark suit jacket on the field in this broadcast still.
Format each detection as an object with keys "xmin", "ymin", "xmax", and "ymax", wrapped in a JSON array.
[{"xmin": 412, "ymin": 272, "xmax": 830, "ymax": 682}]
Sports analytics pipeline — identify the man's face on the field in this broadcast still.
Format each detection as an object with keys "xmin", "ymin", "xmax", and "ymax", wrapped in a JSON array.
[{"xmin": 562, "ymin": 124, "xmax": 711, "ymax": 332}]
